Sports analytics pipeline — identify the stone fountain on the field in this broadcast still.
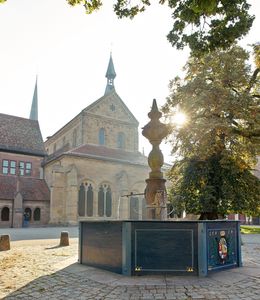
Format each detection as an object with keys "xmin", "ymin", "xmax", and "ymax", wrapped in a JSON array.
[
  {"xmin": 79, "ymin": 100, "xmax": 242, "ymax": 277},
  {"xmin": 142, "ymin": 99, "xmax": 169, "ymax": 220}
]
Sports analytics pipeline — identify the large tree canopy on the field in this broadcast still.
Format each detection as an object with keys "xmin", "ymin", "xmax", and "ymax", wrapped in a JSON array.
[
  {"xmin": 66, "ymin": 0, "xmax": 255, "ymax": 55},
  {"xmin": 162, "ymin": 45, "xmax": 260, "ymax": 219},
  {"xmin": 0, "ymin": 0, "xmax": 255, "ymax": 54}
]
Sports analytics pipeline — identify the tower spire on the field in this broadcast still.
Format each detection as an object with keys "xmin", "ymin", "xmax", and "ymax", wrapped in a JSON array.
[
  {"xmin": 29, "ymin": 76, "xmax": 38, "ymax": 120},
  {"xmin": 105, "ymin": 53, "xmax": 116, "ymax": 95}
]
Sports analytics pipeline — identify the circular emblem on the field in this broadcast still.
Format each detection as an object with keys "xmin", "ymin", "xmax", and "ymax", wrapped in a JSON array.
[{"xmin": 218, "ymin": 237, "xmax": 228, "ymax": 260}]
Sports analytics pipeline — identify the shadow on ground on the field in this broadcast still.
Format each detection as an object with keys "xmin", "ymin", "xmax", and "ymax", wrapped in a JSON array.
[{"xmin": 4, "ymin": 257, "xmax": 260, "ymax": 300}]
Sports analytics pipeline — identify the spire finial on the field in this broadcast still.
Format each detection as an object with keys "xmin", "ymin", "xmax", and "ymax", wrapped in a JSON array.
[
  {"xmin": 105, "ymin": 54, "xmax": 116, "ymax": 95},
  {"xmin": 29, "ymin": 76, "xmax": 38, "ymax": 120}
]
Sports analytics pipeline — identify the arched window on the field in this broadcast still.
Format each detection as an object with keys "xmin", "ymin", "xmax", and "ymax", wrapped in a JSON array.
[
  {"xmin": 86, "ymin": 184, "xmax": 94, "ymax": 217},
  {"xmin": 78, "ymin": 182, "xmax": 94, "ymax": 217},
  {"xmin": 98, "ymin": 184, "xmax": 112, "ymax": 217},
  {"xmin": 78, "ymin": 183, "xmax": 85, "ymax": 216},
  {"xmin": 24, "ymin": 207, "xmax": 32, "ymax": 221},
  {"xmin": 33, "ymin": 208, "xmax": 41, "ymax": 221},
  {"xmin": 117, "ymin": 132, "xmax": 125, "ymax": 149},
  {"xmin": 99, "ymin": 128, "xmax": 105, "ymax": 145},
  {"xmin": 98, "ymin": 186, "xmax": 105, "ymax": 216},
  {"xmin": 106, "ymin": 186, "xmax": 112, "ymax": 217},
  {"xmin": 1, "ymin": 207, "xmax": 9, "ymax": 221}
]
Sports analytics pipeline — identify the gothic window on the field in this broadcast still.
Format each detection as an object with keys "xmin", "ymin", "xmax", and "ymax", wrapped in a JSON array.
[
  {"xmin": 78, "ymin": 183, "xmax": 85, "ymax": 216},
  {"xmin": 53, "ymin": 143, "xmax": 57, "ymax": 153},
  {"xmin": 130, "ymin": 197, "xmax": 139, "ymax": 220},
  {"xmin": 106, "ymin": 186, "xmax": 112, "ymax": 217},
  {"xmin": 63, "ymin": 136, "xmax": 66, "ymax": 146},
  {"xmin": 78, "ymin": 182, "xmax": 94, "ymax": 217},
  {"xmin": 99, "ymin": 128, "xmax": 105, "ymax": 145},
  {"xmin": 98, "ymin": 186, "xmax": 105, "ymax": 216},
  {"xmin": 1, "ymin": 207, "xmax": 9, "ymax": 221},
  {"xmin": 33, "ymin": 208, "xmax": 41, "ymax": 221},
  {"xmin": 86, "ymin": 184, "xmax": 94, "ymax": 217},
  {"xmin": 117, "ymin": 132, "xmax": 125, "ymax": 149},
  {"xmin": 98, "ymin": 184, "xmax": 112, "ymax": 217}
]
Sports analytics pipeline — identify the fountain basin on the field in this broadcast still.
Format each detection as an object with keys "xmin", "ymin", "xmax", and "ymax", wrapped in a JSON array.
[{"xmin": 79, "ymin": 220, "xmax": 242, "ymax": 276}]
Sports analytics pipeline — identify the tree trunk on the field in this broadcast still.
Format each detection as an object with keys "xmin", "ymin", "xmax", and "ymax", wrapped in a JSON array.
[{"xmin": 199, "ymin": 212, "xmax": 219, "ymax": 220}]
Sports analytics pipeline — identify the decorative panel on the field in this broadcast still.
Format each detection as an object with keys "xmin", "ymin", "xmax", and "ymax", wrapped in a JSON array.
[
  {"xmin": 134, "ymin": 229, "xmax": 194, "ymax": 272},
  {"xmin": 207, "ymin": 228, "xmax": 238, "ymax": 270}
]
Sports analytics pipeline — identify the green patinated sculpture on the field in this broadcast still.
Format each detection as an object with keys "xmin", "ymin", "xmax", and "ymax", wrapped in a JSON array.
[{"xmin": 142, "ymin": 99, "xmax": 169, "ymax": 220}]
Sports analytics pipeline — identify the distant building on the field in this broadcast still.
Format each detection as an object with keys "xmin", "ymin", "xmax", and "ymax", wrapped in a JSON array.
[
  {"xmin": 43, "ymin": 55, "xmax": 150, "ymax": 224},
  {"xmin": 0, "ymin": 79, "xmax": 50, "ymax": 228}
]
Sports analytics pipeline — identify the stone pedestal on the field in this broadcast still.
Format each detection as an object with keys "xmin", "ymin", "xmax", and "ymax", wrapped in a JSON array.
[
  {"xmin": 60, "ymin": 231, "xmax": 69, "ymax": 246},
  {"xmin": 0, "ymin": 235, "xmax": 10, "ymax": 251},
  {"xmin": 145, "ymin": 178, "xmax": 167, "ymax": 219}
]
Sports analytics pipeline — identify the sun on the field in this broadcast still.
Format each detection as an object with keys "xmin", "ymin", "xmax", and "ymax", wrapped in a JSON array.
[{"xmin": 172, "ymin": 112, "xmax": 187, "ymax": 126}]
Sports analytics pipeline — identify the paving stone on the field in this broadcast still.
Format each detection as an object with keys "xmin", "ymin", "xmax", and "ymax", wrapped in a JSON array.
[{"xmin": 2, "ymin": 236, "xmax": 260, "ymax": 300}]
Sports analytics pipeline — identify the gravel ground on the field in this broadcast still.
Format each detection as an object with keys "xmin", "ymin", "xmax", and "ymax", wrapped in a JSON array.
[{"xmin": 0, "ymin": 238, "xmax": 78, "ymax": 299}]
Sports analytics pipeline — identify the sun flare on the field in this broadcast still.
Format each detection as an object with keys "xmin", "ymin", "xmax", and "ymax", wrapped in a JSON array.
[{"xmin": 172, "ymin": 112, "xmax": 187, "ymax": 126}]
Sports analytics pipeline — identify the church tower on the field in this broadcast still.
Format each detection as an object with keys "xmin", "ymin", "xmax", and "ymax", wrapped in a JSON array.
[
  {"xmin": 104, "ymin": 54, "xmax": 116, "ymax": 95},
  {"xmin": 29, "ymin": 76, "xmax": 38, "ymax": 121}
]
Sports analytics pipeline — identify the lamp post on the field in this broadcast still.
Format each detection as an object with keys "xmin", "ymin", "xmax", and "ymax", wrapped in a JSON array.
[{"xmin": 142, "ymin": 99, "xmax": 170, "ymax": 220}]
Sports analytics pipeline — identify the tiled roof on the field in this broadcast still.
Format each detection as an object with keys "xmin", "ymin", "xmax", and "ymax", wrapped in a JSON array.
[
  {"xmin": 44, "ymin": 143, "xmax": 149, "ymax": 166},
  {"xmin": 0, "ymin": 113, "xmax": 46, "ymax": 156},
  {"xmin": 69, "ymin": 144, "xmax": 148, "ymax": 165},
  {"xmin": 0, "ymin": 175, "xmax": 50, "ymax": 201}
]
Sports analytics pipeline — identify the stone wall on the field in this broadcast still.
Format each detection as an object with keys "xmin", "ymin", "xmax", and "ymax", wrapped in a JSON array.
[
  {"xmin": 84, "ymin": 114, "xmax": 137, "ymax": 152},
  {"xmin": 44, "ymin": 114, "xmax": 82, "ymax": 155},
  {"xmin": 0, "ymin": 199, "xmax": 50, "ymax": 228},
  {"xmin": 44, "ymin": 155, "xmax": 149, "ymax": 224}
]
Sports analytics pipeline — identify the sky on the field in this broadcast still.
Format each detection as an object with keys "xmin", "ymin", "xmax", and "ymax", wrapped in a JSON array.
[{"xmin": 0, "ymin": 0, "xmax": 259, "ymax": 163}]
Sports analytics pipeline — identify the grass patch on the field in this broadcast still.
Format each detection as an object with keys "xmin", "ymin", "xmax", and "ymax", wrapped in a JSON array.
[{"xmin": 240, "ymin": 225, "xmax": 260, "ymax": 234}]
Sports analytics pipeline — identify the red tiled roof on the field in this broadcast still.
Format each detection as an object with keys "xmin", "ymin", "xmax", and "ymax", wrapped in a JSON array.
[
  {"xmin": 0, "ymin": 113, "xmax": 46, "ymax": 156},
  {"xmin": 67, "ymin": 144, "xmax": 148, "ymax": 165},
  {"xmin": 0, "ymin": 175, "xmax": 50, "ymax": 201}
]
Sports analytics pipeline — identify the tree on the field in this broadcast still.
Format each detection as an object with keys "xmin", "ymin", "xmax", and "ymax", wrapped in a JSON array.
[
  {"xmin": 65, "ymin": 0, "xmax": 254, "ymax": 55},
  {"xmin": 1, "ymin": 0, "xmax": 255, "ymax": 54},
  {"xmin": 162, "ymin": 45, "xmax": 260, "ymax": 219}
]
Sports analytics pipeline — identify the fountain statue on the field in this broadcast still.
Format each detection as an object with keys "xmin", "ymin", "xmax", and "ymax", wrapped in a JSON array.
[{"xmin": 142, "ymin": 99, "xmax": 169, "ymax": 220}]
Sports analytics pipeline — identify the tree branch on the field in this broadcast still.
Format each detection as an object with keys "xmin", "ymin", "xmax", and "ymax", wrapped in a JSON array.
[{"xmin": 246, "ymin": 68, "xmax": 260, "ymax": 92}]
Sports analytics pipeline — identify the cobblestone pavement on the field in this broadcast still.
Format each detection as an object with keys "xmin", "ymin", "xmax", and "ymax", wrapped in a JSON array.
[{"xmin": 1, "ymin": 235, "xmax": 260, "ymax": 300}]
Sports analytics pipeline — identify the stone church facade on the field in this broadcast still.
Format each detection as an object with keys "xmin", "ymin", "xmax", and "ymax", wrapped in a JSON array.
[
  {"xmin": 43, "ymin": 56, "xmax": 150, "ymax": 225},
  {"xmin": 1, "ymin": 55, "xmax": 259, "ymax": 228}
]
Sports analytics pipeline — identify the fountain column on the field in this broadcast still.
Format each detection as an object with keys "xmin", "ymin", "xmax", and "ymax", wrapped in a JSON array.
[{"xmin": 142, "ymin": 99, "xmax": 169, "ymax": 220}]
